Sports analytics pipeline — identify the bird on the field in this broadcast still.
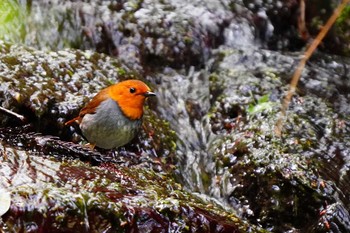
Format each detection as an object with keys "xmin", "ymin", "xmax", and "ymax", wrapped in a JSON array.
[{"xmin": 65, "ymin": 79, "xmax": 156, "ymax": 149}]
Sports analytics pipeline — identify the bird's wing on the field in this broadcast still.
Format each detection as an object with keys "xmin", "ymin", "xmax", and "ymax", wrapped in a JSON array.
[
  {"xmin": 78, "ymin": 88, "xmax": 110, "ymax": 118},
  {"xmin": 65, "ymin": 116, "xmax": 81, "ymax": 125},
  {"xmin": 65, "ymin": 87, "xmax": 110, "ymax": 125}
]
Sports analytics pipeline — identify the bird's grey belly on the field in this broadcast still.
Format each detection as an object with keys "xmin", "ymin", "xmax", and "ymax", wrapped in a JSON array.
[{"xmin": 80, "ymin": 98, "xmax": 141, "ymax": 149}]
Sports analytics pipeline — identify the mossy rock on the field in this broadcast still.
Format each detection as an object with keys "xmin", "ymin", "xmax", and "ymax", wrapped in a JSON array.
[{"xmin": 0, "ymin": 145, "xmax": 266, "ymax": 233}]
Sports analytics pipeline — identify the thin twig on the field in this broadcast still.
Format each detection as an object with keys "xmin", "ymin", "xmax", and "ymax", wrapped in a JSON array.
[
  {"xmin": 275, "ymin": 0, "xmax": 350, "ymax": 137},
  {"xmin": 0, "ymin": 106, "xmax": 26, "ymax": 122},
  {"xmin": 298, "ymin": 0, "xmax": 309, "ymax": 40}
]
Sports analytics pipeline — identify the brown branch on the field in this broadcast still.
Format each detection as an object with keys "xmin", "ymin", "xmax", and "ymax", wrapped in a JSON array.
[{"xmin": 275, "ymin": 0, "xmax": 350, "ymax": 137}]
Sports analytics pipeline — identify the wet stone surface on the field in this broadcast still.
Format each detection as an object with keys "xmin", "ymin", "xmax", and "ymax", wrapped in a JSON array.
[
  {"xmin": 1, "ymin": 0, "xmax": 234, "ymax": 71},
  {"xmin": 0, "ymin": 41, "xmax": 126, "ymax": 128},
  {"xmin": 0, "ymin": 144, "xmax": 262, "ymax": 233},
  {"xmin": 1, "ymin": 0, "xmax": 350, "ymax": 232},
  {"xmin": 0, "ymin": 40, "xmax": 178, "ymax": 165},
  {"xmin": 154, "ymin": 45, "xmax": 350, "ymax": 232}
]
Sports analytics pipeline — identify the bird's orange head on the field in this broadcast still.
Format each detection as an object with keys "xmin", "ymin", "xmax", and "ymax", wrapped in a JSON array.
[{"xmin": 108, "ymin": 79, "xmax": 155, "ymax": 120}]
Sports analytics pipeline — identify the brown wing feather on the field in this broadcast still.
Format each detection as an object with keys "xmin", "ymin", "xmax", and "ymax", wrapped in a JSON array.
[
  {"xmin": 65, "ymin": 116, "xmax": 81, "ymax": 125},
  {"xmin": 65, "ymin": 87, "xmax": 110, "ymax": 125}
]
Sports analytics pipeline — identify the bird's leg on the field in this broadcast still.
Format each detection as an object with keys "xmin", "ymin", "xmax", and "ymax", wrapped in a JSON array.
[{"xmin": 85, "ymin": 143, "xmax": 96, "ymax": 150}]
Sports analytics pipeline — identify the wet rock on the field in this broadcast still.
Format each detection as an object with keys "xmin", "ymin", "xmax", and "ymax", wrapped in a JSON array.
[
  {"xmin": 1, "ymin": 0, "xmax": 350, "ymax": 232},
  {"xmin": 0, "ymin": 40, "xmax": 178, "ymax": 166},
  {"xmin": 153, "ymin": 43, "xmax": 350, "ymax": 231},
  {"xmin": 240, "ymin": 0, "xmax": 350, "ymax": 56},
  {"xmin": 0, "ymin": 41, "xmax": 127, "ymax": 128},
  {"xmin": 1, "ymin": 0, "xmax": 350, "ymax": 70},
  {"xmin": 0, "ymin": 144, "xmax": 264, "ymax": 233},
  {"xmin": 0, "ymin": 0, "xmax": 234, "ymax": 71},
  {"xmin": 205, "ymin": 49, "xmax": 350, "ymax": 231}
]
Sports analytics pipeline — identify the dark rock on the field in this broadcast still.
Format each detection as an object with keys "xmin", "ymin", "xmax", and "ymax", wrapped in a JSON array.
[{"xmin": 0, "ymin": 144, "xmax": 263, "ymax": 232}]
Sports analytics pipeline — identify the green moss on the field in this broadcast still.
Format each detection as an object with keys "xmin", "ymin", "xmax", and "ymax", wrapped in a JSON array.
[
  {"xmin": 1, "ymin": 55, "xmax": 19, "ymax": 67},
  {"xmin": 0, "ymin": 0, "xmax": 26, "ymax": 44},
  {"xmin": 335, "ymin": 5, "xmax": 350, "ymax": 55},
  {"xmin": 183, "ymin": 36, "xmax": 193, "ymax": 45},
  {"xmin": 247, "ymin": 94, "xmax": 277, "ymax": 115},
  {"xmin": 142, "ymin": 108, "xmax": 177, "ymax": 162},
  {"xmin": 336, "ymin": 5, "xmax": 350, "ymax": 25},
  {"xmin": 116, "ymin": 67, "xmax": 127, "ymax": 76}
]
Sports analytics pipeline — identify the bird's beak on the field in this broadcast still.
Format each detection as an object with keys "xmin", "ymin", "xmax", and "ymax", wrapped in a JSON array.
[{"xmin": 143, "ymin": 91, "xmax": 156, "ymax": 97}]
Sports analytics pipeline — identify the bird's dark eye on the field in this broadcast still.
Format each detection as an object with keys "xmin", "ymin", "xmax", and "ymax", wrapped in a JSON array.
[{"xmin": 130, "ymin": 87, "xmax": 136, "ymax": 93}]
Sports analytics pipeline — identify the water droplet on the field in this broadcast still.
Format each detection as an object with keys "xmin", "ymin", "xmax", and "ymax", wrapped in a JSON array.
[{"xmin": 271, "ymin": 185, "xmax": 280, "ymax": 192}]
